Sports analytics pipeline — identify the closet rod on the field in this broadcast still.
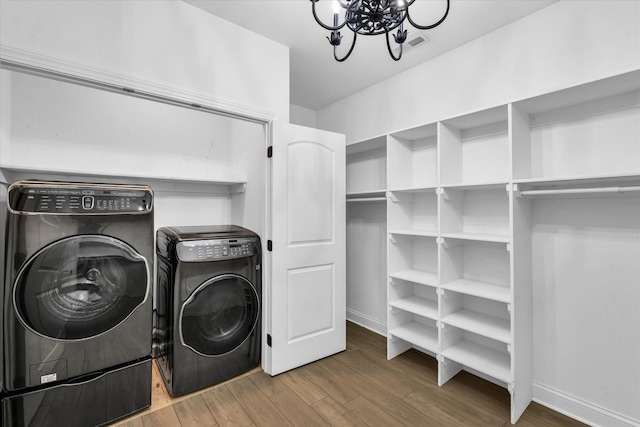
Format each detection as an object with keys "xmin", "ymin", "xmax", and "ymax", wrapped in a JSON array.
[{"xmin": 518, "ymin": 185, "xmax": 640, "ymax": 197}]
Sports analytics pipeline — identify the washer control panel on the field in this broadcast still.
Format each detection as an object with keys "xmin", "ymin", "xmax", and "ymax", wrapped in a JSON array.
[
  {"xmin": 8, "ymin": 183, "xmax": 152, "ymax": 214},
  {"xmin": 176, "ymin": 237, "xmax": 259, "ymax": 262}
]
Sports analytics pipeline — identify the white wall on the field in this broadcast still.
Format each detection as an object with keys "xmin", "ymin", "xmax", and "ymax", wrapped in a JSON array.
[
  {"xmin": 0, "ymin": 0, "xmax": 284, "ymax": 239},
  {"xmin": 0, "ymin": 0, "xmax": 290, "ymax": 122},
  {"xmin": 1, "ymin": 70, "xmax": 266, "ymax": 236},
  {"xmin": 346, "ymin": 203, "xmax": 387, "ymax": 334},
  {"xmin": 531, "ymin": 196, "xmax": 640, "ymax": 425},
  {"xmin": 317, "ymin": 0, "xmax": 640, "ymax": 143},
  {"xmin": 290, "ymin": 104, "xmax": 317, "ymax": 128}
]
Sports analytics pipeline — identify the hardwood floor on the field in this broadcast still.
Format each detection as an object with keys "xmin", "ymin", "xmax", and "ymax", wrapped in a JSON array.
[{"xmin": 112, "ymin": 323, "xmax": 586, "ymax": 426}]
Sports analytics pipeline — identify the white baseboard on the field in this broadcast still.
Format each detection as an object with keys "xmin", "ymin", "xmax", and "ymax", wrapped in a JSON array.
[
  {"xmin": 346, "ymin": 309, "xmax": 386, "ymax": 336},
  {"xmin": 533, "ymin": 382, "xmax": 639, "ymax": 427}
]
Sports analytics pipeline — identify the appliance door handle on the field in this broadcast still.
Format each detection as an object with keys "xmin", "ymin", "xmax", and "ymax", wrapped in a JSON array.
[{"xmin": 62, "ymin": 369, "xmax": 108, "ymax": 386}]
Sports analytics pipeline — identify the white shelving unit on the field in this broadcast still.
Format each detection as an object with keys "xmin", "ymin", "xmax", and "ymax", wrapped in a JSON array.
[
  {"xmin": 440, "ymin": 184, "xmax": 510, "ymax": 242},
  {"xmin": 439, "ymin": 106, "xmax": 509, "ymax": 187},
  {"xmin": 387, "ymin": 123, "xmax": 438, "ymax": 190},
  {"xmin": 340, "ymin": 70, "xmax": 640, "ymax": 424},
  {"xmin": 379, "ymin": 70, "xmax": 640, "ymax": 424},
  {"xmin": 387, "ymin": 229, "xmax": 438, "ymax": 357},
  {"xmin": 440, "ymin": 337, "xmax": 511, "ymax": 384},
  {"xmin": 346, "ymin": 136, "xmax": 388, "ymax": 334},
  {"xmin": 346, "ymin": 136, "xmax": 387, "ymax": 198},
  {"xmin": 386, "ymin": 123, "xmax": 440, "ymax": 360},
  {"xmin": 507, "ymin": 71, "xmax": 640, "ymax": 423}
]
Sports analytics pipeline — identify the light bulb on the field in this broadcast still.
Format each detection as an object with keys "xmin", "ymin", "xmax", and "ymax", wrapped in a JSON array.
[{"xmin": 332, "ymin": 1, "xmax": 340, "ymax": 14}]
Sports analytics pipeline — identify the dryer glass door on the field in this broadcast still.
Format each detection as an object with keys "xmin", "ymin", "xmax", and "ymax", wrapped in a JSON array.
[
  {"xmin": 180, "ymin": 274, "xmax": 259, "ymax": 356},
  {"xmin": 14, "ymin": 235, "xmax": 149, "ymax": 340}
]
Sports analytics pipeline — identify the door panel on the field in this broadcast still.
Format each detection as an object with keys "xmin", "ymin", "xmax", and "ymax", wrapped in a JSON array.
[
  {"xmin": 267, "ymin": 122, "xmax": 345, "ymax": 375},
  {"xmin": 288, "ymin": 264, "xmax": 334, "ymax": 340},
  {"xmin": 287, "ymin": 142, "xmax": 335, "ymax": 244}
]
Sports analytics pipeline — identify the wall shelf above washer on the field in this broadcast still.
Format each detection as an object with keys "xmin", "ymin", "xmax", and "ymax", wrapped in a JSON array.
[{"xmin": 0, "ymin": 165, "xmax": 247, "ymax": 194}]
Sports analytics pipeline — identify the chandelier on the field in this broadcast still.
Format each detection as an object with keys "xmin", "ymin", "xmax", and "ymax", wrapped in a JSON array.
[{"xmin": 310, "ymin": 0, "xmax": 450, "ymax": 61}]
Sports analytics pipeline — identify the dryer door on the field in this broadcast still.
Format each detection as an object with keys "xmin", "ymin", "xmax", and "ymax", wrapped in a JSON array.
[
  {"xmin": 180, "ymin": 274, "xmax": 259, "ymax": 356},
  {"xmin": 13, "ymin": 235, "xmax": 149, "ymax": 340}
]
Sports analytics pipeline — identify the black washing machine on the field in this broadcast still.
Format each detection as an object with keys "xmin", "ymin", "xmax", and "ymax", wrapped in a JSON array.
[
  {"xmin": 1, "ymin": 184, "xmax": 6, "ymax": 410},
  {"xmin": 2, "ymin": 180, "xmax": 154, "ymax": 426},
  {"xmin": 154, "ymin": 225, "xmax": 261, "ymax": 396}
]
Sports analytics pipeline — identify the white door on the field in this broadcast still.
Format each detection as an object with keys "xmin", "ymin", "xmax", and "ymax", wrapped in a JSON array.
[{"xmin": 265, "ymin": 121, "xmax": 346, "ymax": 376}]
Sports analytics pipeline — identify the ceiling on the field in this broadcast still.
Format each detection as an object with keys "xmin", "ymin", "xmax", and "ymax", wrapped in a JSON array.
[{"xmin": 183, "ymin": 0, "xmax": 557, "ymax": 111}]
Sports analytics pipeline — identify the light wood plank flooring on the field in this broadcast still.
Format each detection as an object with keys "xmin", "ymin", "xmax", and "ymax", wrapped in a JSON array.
[{"xmin": 112, "ymin": 322, "xmax": 586, "ymax": 426}]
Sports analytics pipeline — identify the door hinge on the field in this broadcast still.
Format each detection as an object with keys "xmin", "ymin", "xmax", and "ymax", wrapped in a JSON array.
[
  {"xmin": 267, "ymin": 334, "xmax": 272, "ymax": 347},
  {"xmin": 267, "ymin": 240, "xmax": 272, "ymax": 251},
  {"xmin": 267, "ymin": 146, "xmax": 273, "ymax": 158}
]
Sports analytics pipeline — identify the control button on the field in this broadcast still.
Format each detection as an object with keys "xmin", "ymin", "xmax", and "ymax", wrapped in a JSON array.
[
  {"xmin": 221, "ymin": 244, "xmax": 229, "ymax": 257},
  {"xmin": 82, "ymin": 196, "xmax": 94, "ymax": 210}
]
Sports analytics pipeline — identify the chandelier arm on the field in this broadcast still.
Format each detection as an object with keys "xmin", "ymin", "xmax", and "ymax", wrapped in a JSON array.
[
  {"xmin": 385, "ymin": 31, "xmax": 402, "ymax": 61},
  {"xmin": 335, "ymin": 32, "xmax": 358, "ymax": 62},
  {"xmin": 405, "ymin": 0, "xmax": 450, "ymax": 30},
  {"xmin": 310, "ymin": 0, "xmax": 348, "ymax": 31}
]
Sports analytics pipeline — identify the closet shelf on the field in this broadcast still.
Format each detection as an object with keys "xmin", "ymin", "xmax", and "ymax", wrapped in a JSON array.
[
  {"xmin": 347, "ymin": 197, "xmax": 386, "ymax": 203},
  {"xmin": 346, "ymin": 136, "xmax": 387, "ymax": 154},
  {"xmin": 388, "ymin": 186, "xmax": 437, "ymax": 194},
  {"xmin": 441, "ymin": 232, "xmax": 510, "ymax": 244},
  {"xmin": 390, "ymin": 229, "xmax": 439, "ymax": 238},
  {"xmin": 390, "ymin": 270, "xmax": 438, "ymax": 288},
  {"xmin": 389, "ymin": 323, "xmax": 438, "ymax": 353},
  {"xmin": 440, "ymin": 182, "xmax": 509, "ymax": 191},
  {"xmin": 389, "ymin": 296, "xmax": 438, "ymax": 320},
  {"xmin": 441, "ymin": 309, "xmax": 511, "ymax": 344},
  {"xmin": 0, "ymin": 165, "xmax": 247, "ymax": 193},
  {"xmin": 513, "ymin": 172, "xmax": 640, "ymax": 187},
  {"xmin": 441, "ymin": 340, "xmax": 511, "ymax": 383},
  {"xmin": 440, "ymin": 278, "xmax": 510, "ymax": 303},
  {"xmin": 347, "ymin": 189, "xmax": 387, "ymax": 198}
]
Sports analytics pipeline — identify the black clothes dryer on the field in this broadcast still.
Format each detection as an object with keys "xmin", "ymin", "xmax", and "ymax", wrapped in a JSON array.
[
  {"xmin": 154, "ymin": 225, "xmax": 261, "ymax": 396},
  {"xmin": 2, "ymin": 180, "xmax": 154, "ymax": 426}
]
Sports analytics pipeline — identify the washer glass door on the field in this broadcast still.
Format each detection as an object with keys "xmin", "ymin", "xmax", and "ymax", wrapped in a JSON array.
[
  {"xmin": 180, "ymin": 274, "xmax": 259, "ymax": 356},
  {"xmin": 14, "ymin": 235, "xmax": 149, "ymax": 340}
]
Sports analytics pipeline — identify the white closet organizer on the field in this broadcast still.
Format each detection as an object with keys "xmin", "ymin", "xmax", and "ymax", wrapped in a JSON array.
[
  {"xmin": 386, "ymin": 124, "xmax": 439, "ymax": 357},
  {"xmin": 346, "ymin": 136, "xmax": 387, "ymax": 202},
  {"xmin": 345, "ymin": 69, "xmax": 640, "ymax": 424},
  {"xmin": 346, "ymin": 137, "xmax": 388, "ymax": 334},
  {"xmin": 388, "ymin": 233, "xmax": 438, "ymax": 357}
]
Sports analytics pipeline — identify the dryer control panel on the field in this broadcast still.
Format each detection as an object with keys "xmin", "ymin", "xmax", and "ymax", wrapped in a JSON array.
[
  {"xmin": 176, "ymin": 238, "xmax": 259, "ymax": 262},
  {"xmin": 8, "ymin": 182, "xmax": 153, "ymax": 214}
]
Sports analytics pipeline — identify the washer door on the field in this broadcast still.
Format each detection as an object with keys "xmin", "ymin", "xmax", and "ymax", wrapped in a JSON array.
[
  {"xmin": 13, "ymin": 235, "xmax": 149, "ymax": 340},
  {"xmin": 180, "ymin": 274, "xmax": 259, "ymax": 356}
]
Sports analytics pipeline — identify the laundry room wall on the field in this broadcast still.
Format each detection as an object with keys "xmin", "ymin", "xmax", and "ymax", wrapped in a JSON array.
[
  {"xmin": 0, "ymin": 69, "xmax": 266, "ymax": 237},
  {"xmin": 0, "ymin": 0, "xmax": 280, "ymax": 240},
  {"xmin": 0, "ymin": 0, "xmax": 289, "ymax": 122},
  {"xmin": 316, "ymin": 0, "xmax": 640, "ymax": 143}
]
